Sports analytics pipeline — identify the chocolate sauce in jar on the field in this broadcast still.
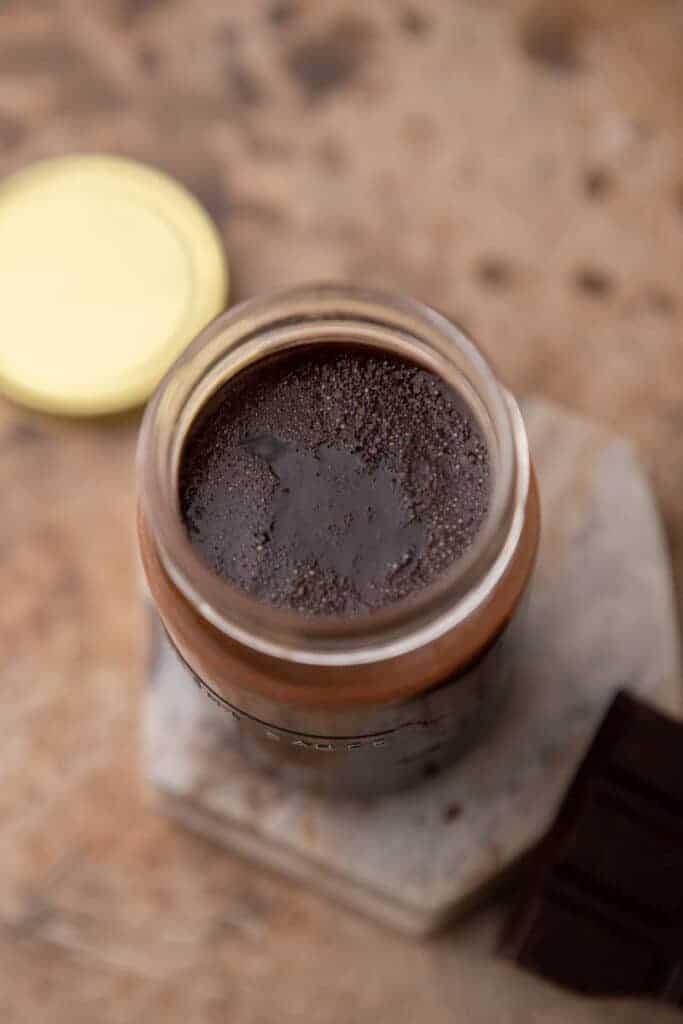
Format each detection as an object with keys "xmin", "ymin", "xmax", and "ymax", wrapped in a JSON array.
[
  {"xmin": 138, "ymin": 286, "xmax": 539, "ymax": 795},
  {"xmin": 179, "ymin": 347, "xmax": 491, "ymax": 617}
]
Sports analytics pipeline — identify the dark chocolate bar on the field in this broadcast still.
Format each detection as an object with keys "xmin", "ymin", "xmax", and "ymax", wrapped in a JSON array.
[{"xmin": 501, "ymin": 691, "xmax": 683, "ymax": 1007}]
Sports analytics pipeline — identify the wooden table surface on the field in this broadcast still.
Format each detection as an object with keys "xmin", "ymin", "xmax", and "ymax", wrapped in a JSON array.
[{"xmin": 1, "ymin": 2, "xmax": 682, "ymax": 1021}]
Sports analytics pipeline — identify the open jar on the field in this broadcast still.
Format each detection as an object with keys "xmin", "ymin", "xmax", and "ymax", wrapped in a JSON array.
[{"xmin": 137, "ymin": 284, "xmax": 539, "ymax": 796}]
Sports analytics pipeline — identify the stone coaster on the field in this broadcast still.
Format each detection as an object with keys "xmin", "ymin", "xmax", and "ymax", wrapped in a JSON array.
[{"xmin": 145, "ymin": 398, "xmax": 681, "ymax": 937}]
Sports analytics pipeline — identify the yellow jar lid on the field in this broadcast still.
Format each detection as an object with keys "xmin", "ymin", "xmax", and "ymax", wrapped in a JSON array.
[{"xmin": 0, "ymin": 155, "xmax": 228, "ymax": 415}]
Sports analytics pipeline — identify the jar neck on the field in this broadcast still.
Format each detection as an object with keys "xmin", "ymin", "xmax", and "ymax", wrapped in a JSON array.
[{"xmin": 137, "ymin": 284, "xmax": 529, "ymax": 667}]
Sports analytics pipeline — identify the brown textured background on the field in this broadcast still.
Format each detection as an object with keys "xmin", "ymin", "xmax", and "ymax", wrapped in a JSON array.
[{"xmin": 1, "ymin": 1, "xmax": 682, "ymax": 1021}]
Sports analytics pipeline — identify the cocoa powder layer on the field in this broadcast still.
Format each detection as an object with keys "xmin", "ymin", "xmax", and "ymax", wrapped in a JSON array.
[{"xmin": 179, "ymin": 346, "xmax": 490, "ymax": 616}]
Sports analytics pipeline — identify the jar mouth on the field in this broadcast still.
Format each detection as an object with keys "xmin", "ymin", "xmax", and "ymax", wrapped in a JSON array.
[{"xmin": 137, "ymin": 284, "xmax": 529, "ymax": 666}]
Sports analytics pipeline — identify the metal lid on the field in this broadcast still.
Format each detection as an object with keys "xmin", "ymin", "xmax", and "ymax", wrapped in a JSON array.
[{"xmin": 0, "ymin": 154, "xmax": 228, "ymax": 415}]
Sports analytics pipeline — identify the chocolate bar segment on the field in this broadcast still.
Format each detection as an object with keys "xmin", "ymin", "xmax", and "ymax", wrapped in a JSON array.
[
  {"xmin": 557, "ymin": 780, "xmax": 683, "ymax": 921},
  {"xmin": 514, "ymin": 890, "xmax": 663, "ymax": 996},
  {"xmin": 501, "ymin": 691, "xmax": 683, "ymax": 1007}
]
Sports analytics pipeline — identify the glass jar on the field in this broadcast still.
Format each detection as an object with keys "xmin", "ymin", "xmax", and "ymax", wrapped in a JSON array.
[{"xmin": 137, "ymin": 284, "xmax": 540, "ymax": 796}]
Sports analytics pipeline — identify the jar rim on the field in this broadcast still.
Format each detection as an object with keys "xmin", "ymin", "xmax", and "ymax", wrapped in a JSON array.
[{"xmin": 137, "ymin": 283, "xmax": 530, "ymax": 666}]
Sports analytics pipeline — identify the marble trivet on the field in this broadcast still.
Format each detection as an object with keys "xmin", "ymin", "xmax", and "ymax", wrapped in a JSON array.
[{"xmin": 145, "ymin": 398, "xmax": 681, "ymax": 937}]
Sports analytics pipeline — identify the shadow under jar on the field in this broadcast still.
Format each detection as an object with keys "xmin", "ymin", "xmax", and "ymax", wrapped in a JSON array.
[{"xmin": 138, "ymin": 284, "xmax": 540, "ymax": 796}]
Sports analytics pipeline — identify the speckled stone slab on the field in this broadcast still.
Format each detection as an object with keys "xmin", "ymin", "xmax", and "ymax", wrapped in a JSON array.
[{"xmin": 145, "ymin": 398, "xmax": 680, "ymax": 937}]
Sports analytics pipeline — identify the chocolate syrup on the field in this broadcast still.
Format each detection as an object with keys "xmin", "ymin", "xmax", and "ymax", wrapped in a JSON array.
[{"xmin": 179, "ymin": 346, "xmax": 490, "ymax": 616}]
